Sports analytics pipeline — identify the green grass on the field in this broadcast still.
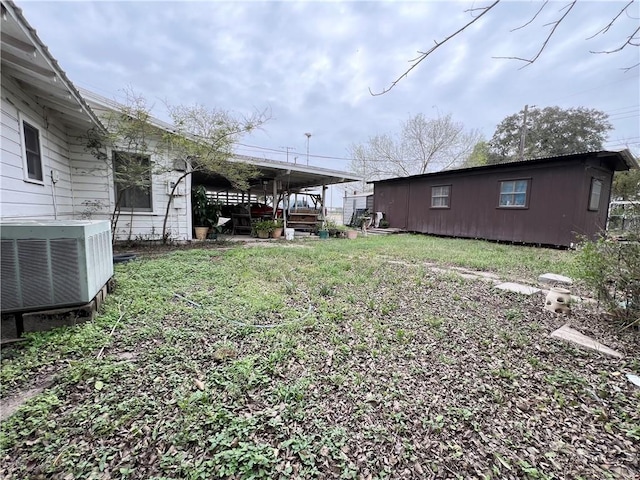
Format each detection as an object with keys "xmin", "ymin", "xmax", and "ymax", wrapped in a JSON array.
[{"xmin": 1, "ymin": 235, "xmax": 637, "ymax": 479}]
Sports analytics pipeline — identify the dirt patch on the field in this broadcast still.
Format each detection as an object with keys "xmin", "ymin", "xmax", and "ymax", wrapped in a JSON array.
[{"xmin": 0, "ymin": 375, "xmax": 55, "ymax": 421}]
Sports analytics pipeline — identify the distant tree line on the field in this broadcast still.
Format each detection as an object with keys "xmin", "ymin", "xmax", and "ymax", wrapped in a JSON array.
[{"xmin": 348, "ymin": 105, "xmax": 638, "ymax": 200}]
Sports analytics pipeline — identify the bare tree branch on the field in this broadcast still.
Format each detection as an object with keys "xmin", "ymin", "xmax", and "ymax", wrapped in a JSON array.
[
  {"xmin": 369, "ymin": 0, "xmax": 500, "ymax": 96},
  {"xmin": 510, "ymin": 0, "xmax": 548, "ymax": 32},
  {"xmin": 493, "ymin": 0, "xmax": 577, "ymax": 68},
  {"xmin": 586, "ymin": 0, "xmax": 635, "ymax": 39},
  {"xmin": 622, "ymin": 62, "xmax": 640, "ymax": 72},
  {"xmin": 591, "ymin": 26, "xmax": 640, "ymax": 54}
]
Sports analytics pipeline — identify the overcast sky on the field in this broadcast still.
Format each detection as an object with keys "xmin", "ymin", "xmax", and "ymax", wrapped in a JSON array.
[{"xmin": 20, "ymin": 1, "xmax": 640, "ymax": 179}]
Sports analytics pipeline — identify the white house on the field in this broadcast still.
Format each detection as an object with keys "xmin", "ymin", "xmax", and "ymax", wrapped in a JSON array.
[
  {"xmin": 1, "ymin": 0, "xmax": 105, "ymax": 222},
  {"xmin": 1, "ymin": 1, "xmax": 361, "ymax": 242}
]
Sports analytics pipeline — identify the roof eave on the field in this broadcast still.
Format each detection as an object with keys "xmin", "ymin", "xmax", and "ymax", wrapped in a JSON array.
[{"xmin": 2, "ymin": 1, "xmax": 106, "ymax": 132}]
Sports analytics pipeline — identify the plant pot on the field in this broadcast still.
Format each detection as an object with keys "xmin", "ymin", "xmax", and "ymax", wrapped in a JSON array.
[
  {"xmin": 272, "ymin": 227, "xmax": 283, "ymax": 239},
  {"xmin": 257, "ymin": 230, "xmax": 270, "ymax": 239},
  {"xmin": 285, "ymin": 228, "xmax": 295, "ymax": 240},
  {"xmin": 318, "ymin": 230, "xmax": 329, "ymax": 239},
  {"xmin": 544, "ymin": 287, "xmax": 571, "ymax": 314},
  {"xmin": 194, "ymin": 226, "xmax": 209, "ymax": 240},
  {"xmin": 346, "ymin": 230, "xmax": 358, "ymax": 240}
]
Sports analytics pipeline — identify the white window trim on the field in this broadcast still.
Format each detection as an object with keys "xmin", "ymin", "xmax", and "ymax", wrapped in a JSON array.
[
  {"xmin": 498, "ymin": 178, "xmax": 530, "ymax": 208},
  {"xmin": 431, "ymin": 185, "xmax": 451, "ymax": 208},
  {"xmin": 112, "ymin": 150, "xmax": 154, "ymax": 212},
  {"xmin": 18, "ymin": 111, "xmax": 45, "ymax": 185},
  {"xmin": 588, "ymin": 178, "xmax": 603, "ymax": 212}
]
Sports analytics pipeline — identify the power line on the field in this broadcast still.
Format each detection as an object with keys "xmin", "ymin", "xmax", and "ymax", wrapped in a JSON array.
[{"xmin": 235, "ymin": 142, "xmax": 356, "ymax": 163}]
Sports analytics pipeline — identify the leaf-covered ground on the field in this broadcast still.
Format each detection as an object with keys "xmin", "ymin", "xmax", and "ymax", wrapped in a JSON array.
[{"xmin": 1, "ymin": 235, "xmax": 638, "ymax": 479}]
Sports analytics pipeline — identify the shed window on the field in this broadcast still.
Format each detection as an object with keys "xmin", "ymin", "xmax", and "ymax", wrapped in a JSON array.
[
  {"xmin": 431, "ymin": 185, "xmax": 450, "ymax": 208},
  {"xmin": 113, "ymin": 151, "xmax": 152, "ymax": 211},
  {"xmin": 499, "ymin": 180, "xmax": 528, "ymax": 207},
  {"xmin": 21, "ymin": 119, "xmax": 43, "ymax": 182},
  {"xmin": 589, "ymin": 178, "xmax": 602, "ymax": 211}
]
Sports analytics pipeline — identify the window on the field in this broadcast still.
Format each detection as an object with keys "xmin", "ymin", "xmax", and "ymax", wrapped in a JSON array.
[
  {"xmin": 431, "ymin": 185, "xmax": 451, "ymax": 208},
  {"xmin": 113, "ymin": 151, "xmax": 152, "ymax": 210},
  {"xmin": 589, "ymin": 178, "xmax": 602, "ymax": 211},
  {"xmin": 499, "ymin": 179, "xmax": 529, "ymax": 207},
  {"xmin": 20, "ymin": 117, "xmax": 43, "ymax": 182}
]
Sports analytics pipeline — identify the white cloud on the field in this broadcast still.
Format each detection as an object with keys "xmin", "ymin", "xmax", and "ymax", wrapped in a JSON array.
[{"xmin": 15, "ymin": 0, "xmax": 640, "ymax": 168}]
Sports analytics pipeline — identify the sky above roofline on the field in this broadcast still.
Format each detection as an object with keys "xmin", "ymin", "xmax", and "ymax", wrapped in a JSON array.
[{"xmin": 16, "ymin": 0, "xmax": 639, "ymax": 204}]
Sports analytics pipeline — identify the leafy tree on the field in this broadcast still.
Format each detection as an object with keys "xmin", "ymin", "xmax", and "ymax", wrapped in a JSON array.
[
  {"xmin": 612, "ymin": 168, "xmax": 640, "ymax": 201},
  {"xmin": 461, "ymin": 140, "xmax": 504, "ymax": 168},
  {"xmin": 348, "ymin": 112, "xmax": 481, "ymax": 184},
  {"xmin": 85, "ymin": 91, "xmax": 267, "ymax": 243},
  {"xmin": 488, "ymin": 106, "xmax": 612, "ymax": 161},
  {"xmin": 85, "ymin": 92, "xmax": 167, "ymax": 243},
  {"xmin": 161, "ymin": 103, "xmax": 267, "ymax": 242}
]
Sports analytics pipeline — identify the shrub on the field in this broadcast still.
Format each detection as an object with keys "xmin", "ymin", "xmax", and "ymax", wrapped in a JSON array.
[{"xmin": 574, "ymin": 231, "xmax": 639, "ymax": 327}]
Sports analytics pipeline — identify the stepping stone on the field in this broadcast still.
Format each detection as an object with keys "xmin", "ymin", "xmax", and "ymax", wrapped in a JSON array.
[
  {"xmin": 495, "ymin": 282, "xmax": 541, "ymax": 295},
  {"xmin": 627, "ymin": 374, "xmax": 640, "ymax": 388},
  {"xmin": 550, "ymin": 324, "xmax": 623, "ymax": 359},
  {"xmin": 538, "ymin": 273, "xmax": 573, "ymax": 286}
]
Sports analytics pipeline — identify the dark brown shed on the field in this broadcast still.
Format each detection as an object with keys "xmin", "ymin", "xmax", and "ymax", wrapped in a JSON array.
[{"xmin": 372, "ymin": 150, "xmax": 638, "ymax": 247}]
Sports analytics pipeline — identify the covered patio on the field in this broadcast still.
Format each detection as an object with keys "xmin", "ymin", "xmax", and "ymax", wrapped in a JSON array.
[{"xmin": 192, "ymin": 154, "xmax": 361, "ymax": 236}]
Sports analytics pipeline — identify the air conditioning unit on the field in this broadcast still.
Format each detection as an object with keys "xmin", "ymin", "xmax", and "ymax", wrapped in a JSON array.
[{"xmin": 1, "ymin": 220, "xmax": 113, "ymax": 313}]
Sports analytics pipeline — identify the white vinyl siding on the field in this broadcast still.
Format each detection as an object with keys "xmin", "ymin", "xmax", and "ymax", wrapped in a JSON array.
[{"xmin": 1, "ymin": 75, "xmax": 75, "ymax": 220}]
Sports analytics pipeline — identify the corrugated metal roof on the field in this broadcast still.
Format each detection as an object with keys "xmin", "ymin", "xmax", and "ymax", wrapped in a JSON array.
[
  {"xmin": 370, "ymin": 149, "xmax": 638, "ymax": 185},
  {"xmin": 2, "ymin": 1, "xmax": 105, "ymax": 131}
]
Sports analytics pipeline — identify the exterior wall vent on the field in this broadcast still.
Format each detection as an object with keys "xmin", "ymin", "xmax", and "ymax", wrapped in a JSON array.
[{"xmin": 1, "ymin": 220, "xmax": 113, "ymax": 313}]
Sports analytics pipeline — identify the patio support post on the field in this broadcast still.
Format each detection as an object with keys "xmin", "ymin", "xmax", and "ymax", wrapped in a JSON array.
[
  {"xmin": 272, "ymin": 180, "xmax": 277, "ymax": 218},
  {"xmin": 321, "ymin": 184, "xmax": 327, "ymax": 228}
]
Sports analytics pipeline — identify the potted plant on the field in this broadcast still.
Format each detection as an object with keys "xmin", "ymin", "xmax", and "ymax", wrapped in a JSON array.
[
  {"xmin": 254, "ymin": 219, "xmax": 275, "ymax": 239},
  {"xmin": 346, "ymin": 228, "xmax": 358, "ymax": 239},
  {"xmin": 191, "ymin": 186, "xmax": 217, "ymax": 240},
  {"xmin": 333, "ymin": 224, "xmax": 348, "ymax": 238},
  {"xmin": 206, "ymin": 200, "xmax": 222, "ymax": 239},
  {"xmin": 272, "ymin": 218, "xmax": 284, "ymax": 239}
]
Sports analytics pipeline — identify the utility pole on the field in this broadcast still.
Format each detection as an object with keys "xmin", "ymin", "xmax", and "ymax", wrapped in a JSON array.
[
  {"xmin": 518, "ymin": 104, "xmax": 534, "ymax": 161},
  {"xmin": 304, "ymin": 132, "xmax": 312, "ymax": 165},
  {"xmin": 281, "ymin": 146, "xmax": 296, "ymax": 163}
]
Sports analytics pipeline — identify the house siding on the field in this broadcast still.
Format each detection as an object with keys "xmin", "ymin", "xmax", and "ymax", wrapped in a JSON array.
[
  {"xmin": 343, "ymin": 194, "xmax": 372, "ymax": 225},
  {"xmin": 1, "ymin": 74, "xmax": 75, "ymax": 220},
  {"xmin": 69, "ymin": 137, "xmax": 192, "ymax": 242},
  {"xmin": 1, "ymin": 75, "xmax": 191, "ymax": 242},
  {"xmin": 373, "ymin": 154, "xmax": 619, "ymax": 247}
]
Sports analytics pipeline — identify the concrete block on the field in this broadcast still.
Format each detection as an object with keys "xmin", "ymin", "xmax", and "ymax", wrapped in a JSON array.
[
  {"xmin": 538, "ymin": 273, "xmax": 573, "ymax": 286},
  {"xmin": 550, "ymin": 324, "xmax": 623, "ymax": 359},
  {"xmin": 1, "ymin": 314, "xmax": 18, "ymax": 339},
  {"xmin": 495, "ymin": 282, "xmax": 541, "ymax": 295},
  {"xmin": 22, "ymin": 301, "xmax": 96, "ymax": 333}
]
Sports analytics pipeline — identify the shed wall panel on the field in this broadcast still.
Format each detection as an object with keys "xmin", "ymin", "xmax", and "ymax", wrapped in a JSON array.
[{"xmin": 373, "ymin": 153, "xmax": 618, "ymax": 247}]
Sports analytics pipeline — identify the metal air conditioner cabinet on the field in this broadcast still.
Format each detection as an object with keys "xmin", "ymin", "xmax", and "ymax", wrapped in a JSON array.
[{"xmin": 1, "ymin": 220, "xmax": 113, "ymax": 313}]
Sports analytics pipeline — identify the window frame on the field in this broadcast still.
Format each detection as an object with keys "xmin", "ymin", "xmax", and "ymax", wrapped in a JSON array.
[
  {"xmin": 112, "ymin": 150, "xmax": 153, "ymax": 212},
  {"xmin": 498, "ymin": 178, "xmax": 530, "ymax": 209},
  {"xmin": 588, "ymin": 177, "xmax": 603, "ymax": 212},
  {"xmin": 430, "ymin": 184, "xmax": 451, "ymax": 209},
  {"xmin": 18, "ymin": 112, "xmax": 44, "ymax": 184}
]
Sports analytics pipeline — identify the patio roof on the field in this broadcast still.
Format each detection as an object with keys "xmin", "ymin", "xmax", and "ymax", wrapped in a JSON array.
[{"xmin": 194, "ymin": 154, "xmax": 361, "ymax": 193}]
